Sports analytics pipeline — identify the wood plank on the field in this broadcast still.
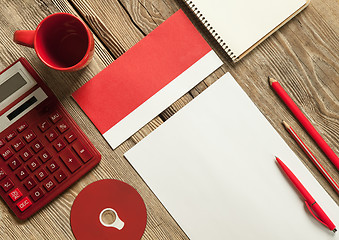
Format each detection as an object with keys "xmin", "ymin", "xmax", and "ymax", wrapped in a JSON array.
[{"xmin": 68, "ymin": 0, "xmax": 144, "ymax": 55}]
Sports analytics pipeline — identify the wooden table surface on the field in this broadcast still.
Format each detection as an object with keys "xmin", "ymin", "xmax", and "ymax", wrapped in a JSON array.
[{"xmin": 0, "ymin": 0, "xmax": 338, "ymax": 239}]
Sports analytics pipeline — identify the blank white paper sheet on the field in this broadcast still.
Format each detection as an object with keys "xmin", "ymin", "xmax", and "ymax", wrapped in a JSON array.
[{"xmin": 125, "ymin": 73, "xmax": 338, "ymax": 240}]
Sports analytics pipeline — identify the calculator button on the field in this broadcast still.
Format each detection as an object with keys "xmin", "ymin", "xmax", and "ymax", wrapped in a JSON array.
[
  {"xmin": 60, "ymin": 148, "xmax": 81, "ymax": 173},
  {"xmin": 49, "ymin": 111, "xmax": 62, "ymax": 123},
  {"xmin": 24, "ymin": 177, "xmax": 36, "ymax": 190},
  {"xmin": 47, "ymin": 160, "xmax": 59, "ymax": 173},
  {"xmin": 17, "ymin": 197, "xmax": 32, "ymax": 212},
  {"xmin": 17, "ymin": 122, "xmax": 28, "ymax": 133},
  {"xmin": 43, "ymin": 178, "xmax": 56, "ymax": 192},
  {"xmin": 20, "ymin": 148, "xmax": 33, "ymax": 162},
  {"xmin": 39, "ymin": 150, "xmax": 52, "ymax": 163},
  {"xmin": 8, "ymin": 157, "xmax": 21, "ymax": 170},
  {"xmin": 45, "ymin": 129, "xmax": 58, "ymax": 142},
  {"xmin": 9, "ymin": 188, "xmax": 23, "ymax": 202},
  {"xmin": 56, "ymin": 121, "xmax": 69, "ymax": 133},
  {"xmin": 64, "ymin": 131, "xmax": 77, "ymax": 143},
  {"xmin": 12, "ymin": 138, "xmax": 25, "ymax": 152},
  {"xmin": 0, "ymin": 168, "xmax": 6, "ymax": 181},
  {"xmin": 27, "ymin": 158, "xmax": 40, "ymax": 172},
  {"xmin": 72, "ymin": 142, "xmax": 93, "ymax": 163},
  {"xmin": 55, "ymin": 170, "xmax": 67, "ymax": 183},
  {"xmin": 0, "ymin": 147, "xmax": 14, "ymax": 160},
  {"xmin": 1, "ymin": 178, "xmax": 14, "ymax": 192},
  {"xmin": 23, "ymin": 130, "xmax": 36, "ymax": 143},
  {"xmin": 0, "ymin": 139, "xmax": 5, "ymax": 148},
  {"xmin": 31, "ymin": 188, "xmax": 44, "ymax": 202},
  {"xmin": 36, "ymin": 169, "xmax": 48, "ymax": 182},
  {"xmin": 16, "ymin": 167, "xmax": 29, "ymax": 181},
  {"xmin": 38, "ymin": 120, "xmax": 51, "ymax": 132},
  {"xmin": 31, "ymin": 140, "xmax": 44, "ymax": 153},
  {"xmin": 53, "ymin": 139, "xmax": 66, "ymax": 152},
  {"xmin": 5, "ymin": 131, "xmax": 17, "ymax": 142}
]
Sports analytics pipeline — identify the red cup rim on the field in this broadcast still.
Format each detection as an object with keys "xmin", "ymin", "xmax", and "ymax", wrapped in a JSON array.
[{"xmin": 34, "ymin": 12, "xmax": 93, "ymax": 71}]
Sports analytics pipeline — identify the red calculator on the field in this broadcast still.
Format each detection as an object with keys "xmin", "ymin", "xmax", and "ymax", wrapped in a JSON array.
[{"xmin": 0, "ymin": 58, "xmax": 101, "ymax": 220}]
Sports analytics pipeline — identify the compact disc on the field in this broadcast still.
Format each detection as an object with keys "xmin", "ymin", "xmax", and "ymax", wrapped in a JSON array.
[{"xmin": 71, "ymin": 179, "xmax": 147, "ymax": 240}]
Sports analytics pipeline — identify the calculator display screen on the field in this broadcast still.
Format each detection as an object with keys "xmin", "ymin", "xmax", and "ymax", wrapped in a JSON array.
[
  {"xmin": 7, "ymin": 96, "xmax": 37, "ymax": 121},
  {"xmin": 0, "ymin": 73, "xmax": 27, "ymax": 103}
]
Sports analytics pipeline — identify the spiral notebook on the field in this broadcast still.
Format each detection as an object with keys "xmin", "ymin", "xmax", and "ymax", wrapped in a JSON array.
[{"xmin": 183, "ymin": 0, "xmax": 310, "ymax": 62}]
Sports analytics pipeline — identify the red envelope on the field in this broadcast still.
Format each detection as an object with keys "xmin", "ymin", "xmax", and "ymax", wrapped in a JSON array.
[{"xmin": 72, "ymin": 10, "xmax": 222, "ymax": 149}]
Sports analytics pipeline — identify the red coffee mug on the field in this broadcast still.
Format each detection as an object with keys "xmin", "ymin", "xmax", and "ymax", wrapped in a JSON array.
[{"xmin": 13, "ymin": 13, "xmax": 94, "ymax": 71}]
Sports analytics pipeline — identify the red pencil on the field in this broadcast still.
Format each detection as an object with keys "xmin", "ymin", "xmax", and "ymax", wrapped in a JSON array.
[
  {"xmin": 283, "ymin": 121, "xmax": 339, "ymax": 195},
  {"xmin": 269, "ymin": 77, "xmax": 339, "ymax": 170},
  {"xmin": 276, "ymin": 157, "xmax": 337, "ymax": 232}
]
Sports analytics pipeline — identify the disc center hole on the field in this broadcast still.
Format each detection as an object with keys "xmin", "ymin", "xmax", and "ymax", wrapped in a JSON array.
[{"xmin": 101, "ymin": 209, "xmax": 116, "ymax": 225}]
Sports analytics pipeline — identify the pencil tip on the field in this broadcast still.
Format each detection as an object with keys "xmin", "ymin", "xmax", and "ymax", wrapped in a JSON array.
[
  {"xmin": 268, "ymin": 76, "xmax": 277, "ymax": 86},
  {"xmin": 333, "ymin": 228, "xmax": 337, "ymax": 233},
  {"xmin": 282, "ymin": 121, "xmax": 290, "ymax": 129}
]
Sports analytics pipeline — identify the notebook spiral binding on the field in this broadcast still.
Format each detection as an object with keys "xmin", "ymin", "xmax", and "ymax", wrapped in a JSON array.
[{"xmin": 184, "ymin": 0, "xmax": 237, "ymax": 61}]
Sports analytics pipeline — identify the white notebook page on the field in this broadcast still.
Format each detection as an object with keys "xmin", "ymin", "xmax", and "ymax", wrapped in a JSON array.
[
  {"xmin": 189, "ymin": 0, "xmax": 308, "ymax": 58},
  {"xmin": 125, "ymin": 73, "xmax": 338, "ymax": 240}
]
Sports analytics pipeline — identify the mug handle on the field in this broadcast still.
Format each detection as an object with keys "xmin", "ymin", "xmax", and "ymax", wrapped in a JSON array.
[{"xmin": 13, "ymin": 30, "xmax": 35, "ymax": 48}]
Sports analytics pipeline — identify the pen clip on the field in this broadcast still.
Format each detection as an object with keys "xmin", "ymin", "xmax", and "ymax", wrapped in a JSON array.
[{"xmin": 304, "ymin": 201, "xmax": 328, "ymax": 228}]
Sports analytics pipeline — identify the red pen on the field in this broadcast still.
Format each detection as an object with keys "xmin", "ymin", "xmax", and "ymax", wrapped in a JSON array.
[{"xmin": 276, "ymin": 156, "xmax": 337, "ymax": 232}]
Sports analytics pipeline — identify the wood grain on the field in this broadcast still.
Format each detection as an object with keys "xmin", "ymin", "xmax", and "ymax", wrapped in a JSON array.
[{"xmin": 0, "ymin": 0, "xmax": 338, "ymax": 239}]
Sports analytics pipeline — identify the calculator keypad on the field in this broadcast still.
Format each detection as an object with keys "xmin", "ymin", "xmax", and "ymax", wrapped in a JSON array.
[
  {"xmin": 23, "ymin": 177, "xmax": 36, "ymax": 190},
  {"xmin": 0, "ymin": 139, "xmax": 6, "ymax": 148},
  {"xmin": 27, "ymin": 158, "xmax": 40, "ymax": 172},
  {"xmin": 12, "ymin": 138, "xmax": 25, "ymax": 152},
  {"xmin": 16, "ymin": 167, "xmax": 29, "ymax": 181},
  {"xmin": 17, "ymin": 197, "xmax": 32, "ymax": 212},
  {"xmin": 6, "ymin": 131, "xmax": 17, "ymax": 142},
  {"xmin": 8, "ymin": 157, "xmax": 21, "ymax": 170},
  {"xmin": 31, "ymin": 140, "xmax": 44, "ymax": 153},
  {"xmin": 46, "ymin": 160, "xmax": 59, "ymax": 173},
  {"xmin": 46, "ymin": 129, "xmax": 58, "ymax": 142},
  {"xmin": 0, "ymin": 106, "xmax": 101, "ymax": 220},
  {"xmin": 64, "ymin": 131, "xmax": 77, "ymax": 143},
  {"xmin": 9, "ymin": 188, "xmax": 23, "ymax": 202},
  {"xmin": 23, "ymin": 130, "xmax": 36, "ymax": 143},
  {"xmin": 55, "ymin": 170, "xmax": 67, "ymax": 183},
  {"xmin": 60, "ymin": 148, "xmax": 81, "ymax": 173},
  {"xmin": 1, "ymin": 178, "xmax": 14, "ymax": 192},
  {"xmin": 20, "ymin": 149, "xmax": 33, "ymax": 162},
  {"xmin": 37, "ymin": 120, "xmax": 50, "ymax": 132},
  {"xmin": 31, "ymin": 187, "xmax": 44, "ymax": 202},
  {"xmin": 36, "ymin": 168, "xmax": 48, "ymax": 182},
  {"xmin": 0, "ymin": 168, "xmax": 6, "ymax": 180},
  {"xmin": 49, "ymin": 111, "xmax": 62, "ymax": 123},
  {"xmin": 17, "ymin": 122, "xmax": 28, "ymax": 133}
]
